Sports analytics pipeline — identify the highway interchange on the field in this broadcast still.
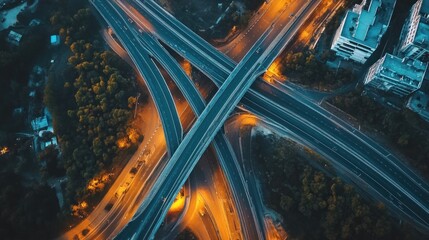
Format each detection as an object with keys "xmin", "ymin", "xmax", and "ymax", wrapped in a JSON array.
[
  {"xmin": 122, "ymin": 0, "xmax": 429, "ymax": 231},
  {"xmin": 64, "ymin": 0, "xmax": 429, "ymax": 239}
]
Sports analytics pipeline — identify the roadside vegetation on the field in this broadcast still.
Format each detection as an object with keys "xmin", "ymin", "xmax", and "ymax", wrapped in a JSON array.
[
  {"xmin": 0, "ymin": 0, "xmax": 78, "ymax": 238},
  {"xmin": 1, "ymin": 0, "xmax": 144, "ymax": 238},
  {"xmin": 176, "ymin": 228, "xmax": 198, "ymax": 240},
  {"xmin": 278, "ymin": 50, "xmax": 356, "ymax": 90},
  {"xmin": 0, "ymin": 171, "xmax": 60, "ymax": 239},
  {"xmin": 45, "ymin": 0, "xmax": 145, "ymax": 206},
  {"xmin": 252, "ymin": 132, "xmax": 426, "ymax": 240},
  {"xmin": 329, "ymin": 90, "xmax": 429, "ymax": 180},
  {"xmin": 156, "ymin": 0, "xmax": 264, "ymax": 39}
]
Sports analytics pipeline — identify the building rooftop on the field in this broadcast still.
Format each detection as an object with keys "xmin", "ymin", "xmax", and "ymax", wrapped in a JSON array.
[
  {"xmin": 31, "ymin": 116, "xmax": 48, "ymax": 131},
  {"xmin": 7, "ymin": 30, "xmax": 22, "ymax": 46},
  {"xmin": 340, "ymin": 0, "xmax": 396, "ymax": 49},
  {"xmin": 50, "ymin": 35, "xmax": 60, "ymax": 46},
  {"xmin": 381, "ymin": 54, "xmax": 428, "ymax": 87}
]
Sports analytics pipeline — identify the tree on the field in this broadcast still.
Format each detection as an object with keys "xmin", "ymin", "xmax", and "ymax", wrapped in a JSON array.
[{"xmin": 252, "ymin": 133, "xmax": 426, "ymax": 239}]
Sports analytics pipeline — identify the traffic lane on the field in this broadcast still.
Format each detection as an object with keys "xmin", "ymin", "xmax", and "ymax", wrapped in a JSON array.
[
  {"xmin": 140, "ymin": 33, "xmax": 207, "ymax": 112},
  {"xmin": 139, "ymin": 22, "xmax": 261, "ymax": 238},
  {"xmin": 122, "ymin": 0, "xmax": 428, "ymax": 231},
  {"xmin": 94, "ymin": 1, "xmax": 249, "ymax": 238},
  {"xmin": 127, "ymin": 0, "xmax": 234, "ymax": 70},
  {"xmin": 142, "ymin": 15, "xmax": 428, "ymax": 219},
  {"xmin": 223, "ymin": 120, "xmax": 270, "ymax": 238},
  {"xmin": 159, "ymin": 157, "xmax": 227, "ymax": 239},
  {"xmin": 131, "ymin": 4, "xmax": 261, "ymax": 236},
  {"xmin": 116, "ymin": 0, "xmax": 428, "ymax": 231},
  {"xmin": 253, "ymin": 83, "xmax": 429, "ymax": 205},
  {"xmin": 242, "ymin": 91, "xmax": 429, "ymax": 228},
  {"xmin": 107, "ymin": 0, "xmax": 182, "ymax": 151},
  {"xmin": 132, "ymin": 0, "xmax": 428, "ymax": 212},
  {"xmin": 260, "ymin": 0, "xmax": 321, "ymax": 70},
  {"xmin": 255, "ymin": 80, "xmax": 429, "ymax": 206},
  {"xmin": 118, "ymin": 0, "xmax": 229, "ymax": 85},
  {"xmin": 278, "ymin": 79, "xmax": 429, "ymax": 192},
  {"xmin": 222, "ymin": 0, "xmax": 295, "ymax": 60},
  {"xmin": 120, "ymin": 0, "xmax": 231, "ymax": 83},
  {"xmin": 213, "ymin": 134, "xmax": 262, "ymax": 239},
  {"xmin": 240, "ymin": 125, "xmax": 267, "ymax": 228},
  {"xmin": 58, "ymin": 6, "xmax": 164, "ymax": 237},
  {"xmin": 138, "ymin": 19, "xmax": 261, "ymax": 238},
  {"xmin": 117, "ymin": 24, "xmax": 269, "ymax": 239},
  {"xmin": 97, "ymin": 0, "xmax": 182, "ymax": 154},
  {"xmin": 92, "ymin": 1, "xmax": 185, "ymax": 237},
  {"xmin": 244, "ymin": 94, "xmax": 429, "ymax": 228},
  {"xmin": 143, "ymin": 0, "xmax": 234, "ymax": 69}
]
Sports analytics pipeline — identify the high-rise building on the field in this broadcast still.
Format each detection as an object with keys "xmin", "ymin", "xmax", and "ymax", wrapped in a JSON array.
[
  {"xmin": 330, "ymin": 0, "xmax": 396, "ymax": 64},
  {"xmin": 397, "ymin": 0, "xmax": 429, "ymax": 62},
  {"xmin": 364, "ymin": 53, "xmax": 427, "ymax": 97}
]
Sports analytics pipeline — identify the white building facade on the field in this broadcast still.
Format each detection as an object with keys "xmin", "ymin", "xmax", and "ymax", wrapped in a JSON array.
[
  {"xmin": 364, "ymin": 53, "xmax": 428, "ymax": 97},
  {"xmin": 397, "ymin": 0, "xmax": 429, "ymax": 61},
  {"xmin": 331, "ymin": 0, "xmax": 396, "ymax": 64}
]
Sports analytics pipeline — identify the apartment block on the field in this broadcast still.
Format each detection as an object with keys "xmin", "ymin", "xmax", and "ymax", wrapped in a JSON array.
[
  {"xmin": 331, "ymin": 0, "xmax": 396, "ymax": 64},
  {"xmin": 364, "ymin": 53, "xmax": 427, "ymax": 97},
  {"xmin": 397, "ymin": 0, "xmax": 429, "ymax": 62}
]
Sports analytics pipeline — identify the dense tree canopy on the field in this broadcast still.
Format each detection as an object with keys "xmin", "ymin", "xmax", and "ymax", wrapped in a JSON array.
[
  {"xmin": 330, "ymin": 91, "xmax": 429, "ymax": 179},
  {"xmin": 280, "ymin": 50, "xmax": 355, "ymax": 90},
  {"xmin": 43, "ymin": 3, "xmax": 144, "ymax": 204},
  {"xmin": 0, "ymin": 171, "xmax": 60, "ymax": 240},
  {"xmin": 252, "ymin": 133, "xmax": 425, "ymax": 240}
]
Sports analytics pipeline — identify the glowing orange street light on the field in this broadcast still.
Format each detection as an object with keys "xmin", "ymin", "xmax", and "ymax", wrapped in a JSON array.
[{"xmin": 0, "ymin": 146, "xmax": 9, "ymax": 155}]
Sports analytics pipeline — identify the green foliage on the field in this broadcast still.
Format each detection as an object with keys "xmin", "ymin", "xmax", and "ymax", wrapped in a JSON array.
[
  {"xmin": 46, "ymin": 41, "xmax": 141, "ymax": 202},
  {"xmin": 176, "ymin": 228, "xmax": 198, "ymax": 240},
  {"xmin": 242, "ymin": 0, "xmax": 265, "ymax": 11},
  {"xmin": 0, "ymin": 26, "xmax": 49, "ymax": 131},
  {"xmin": 39, "ymin": 145, "xmax": 65, "ymax": 179},
  {"xmin": 0, "ymin": 171, "xmax": 60, "ymax": 240},
  {"xmin": 44, "ymin": 3, "xmax": 144, "ymax": 204},
  {"xmin": 252, "ymin": 133, "xmax": 426, "ymax": 240},
  {"xmin": 330, "ymin": 91, "xmax": 429, "ymax": 179},
  {"xmin": 280, "ymin": 51, "xmax": 354, "ymax": 90}
]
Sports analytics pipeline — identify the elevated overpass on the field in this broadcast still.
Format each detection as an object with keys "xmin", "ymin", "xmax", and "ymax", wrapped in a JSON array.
[
  {"xmin": 124, "ymin": 0, "xmax": 429, "ymax": 231},
  {"xmin": 92, "ymin": 0, "xmax": 183, "ymax": 157}
]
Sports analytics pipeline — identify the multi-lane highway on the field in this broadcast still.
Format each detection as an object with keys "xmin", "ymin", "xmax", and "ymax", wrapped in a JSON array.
[
  {"xmin": 114, "ymin": 2, "xmax": 269, "ymax": 237},
  {"xmin": 115, "ymin": 22, "xmax": 275, "ymax": 239},
  {"xmin": 79, "ymin": 0, "xmax": 429, "ymax": 239},
  {"xmin": 64, "ymin": 0, "xmax": 327, "ymax": 239},
  {"xmin": 133, "ymin": 12, "xmax": 264, "ymax": 239},
  {"xmin": 124, "ymin": 0, "xmax": 429, "ymax": 231},
  {"xmin": 113, "ymin": 0, "xmax": 327, "ymax": 238},
  {"xmin": 93, "ymin": 0, "xmax": 183, "ymax": 157}
]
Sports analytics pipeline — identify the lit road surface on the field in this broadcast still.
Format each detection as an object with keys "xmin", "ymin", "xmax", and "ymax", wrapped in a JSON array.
[
  {"xmin": 225, "ymin": 114, "xmax": 287, "ymax": 240},
  {"xmin": 159, "ymin": 153, "xmax": 243, "ymax": 240},
  {"xmin": 132, "ymin": 17, "xmax": 262, "ymax": 239},
  {"xmin": 108, "ymin": 0, "xmax": 336, "ymax": 238},
  {"xmin": 127, "ymin": 0, "xmax": 429, "ymax": 231},
  {"xmin": 89, "ymin": 1, "xmax": 261, "ymax": 239},
  {"xmin": 219, "ymin": 0, "xmax": 303, "ymax": 61},
  {"xmin": 92, "ymin": 0, "xmax": 182, "ymax": 157},
  {"xmin": 133, "ymin": 20, "xmax": 263, "ymax": 239},
  {"xmin": 225, "ymin": 113, "xmax": 284, "ymax": 239},
  {"xmin": 115, "ymin": 24, "xmax": 273, "ymax": 239}
]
